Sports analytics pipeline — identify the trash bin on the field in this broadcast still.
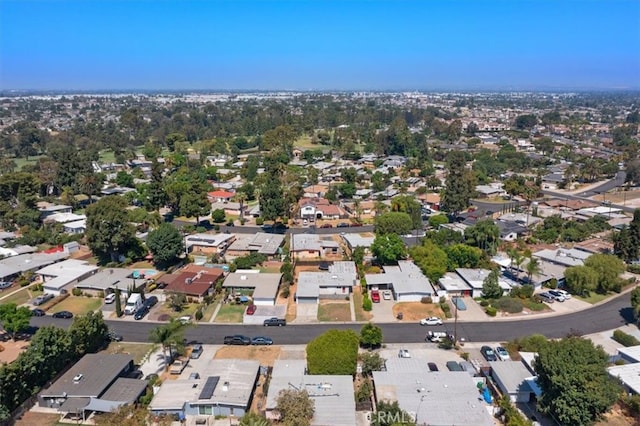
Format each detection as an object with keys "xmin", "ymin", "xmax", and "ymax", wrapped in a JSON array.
[{"xmin": 396, "ymin": 312, "xmax": 403, "ymax": 320}]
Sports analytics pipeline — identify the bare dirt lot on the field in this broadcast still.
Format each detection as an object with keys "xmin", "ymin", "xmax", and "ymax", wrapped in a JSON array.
[
  {"xmin": 15, "ymin": 412, "xmax": 59, "ymax": 426},
  {"xmin": 392, "ymin": 302, "xmax": 445, "ymax": 322},
  {"xmin": 214, "ymin": 345, "xmax": 282, "ymax": 367},
  {"xmin": 0, "ymin": 334, "xmax": 29, "ymax": 364}
]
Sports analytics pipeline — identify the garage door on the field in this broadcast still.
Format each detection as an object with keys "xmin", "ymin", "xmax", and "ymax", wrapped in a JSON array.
[{"xmin": 297, "ymin": 297, "xmax": 318, "ymax": 304}]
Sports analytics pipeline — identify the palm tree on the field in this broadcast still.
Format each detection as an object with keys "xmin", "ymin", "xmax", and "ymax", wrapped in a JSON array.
[
  {"xmin": 525, "ymin": 257, "xmax": 542, "ymax": 285},
  {"xmin": 149, "ymin": 320, "xmax": 186, "ymax": 368},
  {"xmin": 234, "ymin": 191, "xmax": 247, "ymax": 221}
]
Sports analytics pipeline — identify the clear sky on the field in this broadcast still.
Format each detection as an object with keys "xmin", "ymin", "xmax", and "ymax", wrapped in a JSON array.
[{"xmin": 1, "ymin": 0, "xmax": 639, "ymax": 91}]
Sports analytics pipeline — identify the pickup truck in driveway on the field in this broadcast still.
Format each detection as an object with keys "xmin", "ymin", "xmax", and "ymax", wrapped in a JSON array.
[{"xmin": 170, "ymin": 357, "xmax": 189, "ymax": 375}]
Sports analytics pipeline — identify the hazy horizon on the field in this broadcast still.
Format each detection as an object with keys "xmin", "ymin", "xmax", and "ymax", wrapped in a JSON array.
[{"xmin": 1, "ymin": 0, "xmax": 639, "ymax": 91}]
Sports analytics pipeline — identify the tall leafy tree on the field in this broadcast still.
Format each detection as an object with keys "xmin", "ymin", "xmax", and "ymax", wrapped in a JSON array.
[
  {"xmin": 0, "ymin": 303, "xmax": 33, "ymax": 340},
  {"xmin": 465, "ymin": 219, "xmax": 500, "ymax": 255},
  {"xmin": 85, "ymin": 196, "xmax": 138, "ymax": 263},
  {"xmin": 360, "ymin": 322, "xmax": 383, "ymax": 348},
  {"xmin": 146, "ymin": 223, "xmax": 184, "ymax": 269},
  {"xmin": 390, "ymin": 195, "xmax": 422, "ymax": 230},
  {"xmin": 149, "ymin": 320, "xmax": 188, "ymax": 367},
  {"xmin": 371, "ymin": 234, "xmax": 407, "ymax": 265},
  {"xmin": 535, "ymin": 337, "xmax": 619, "ymax": 425},
  {"xmin": 442, "ymin": 151, "xmax": 475, "ymax": 214},
  {"xmin": 275, "ymin": 389, "xmax": 315, "ymax": 426},
  {"xmin": 481, "ymin": 269, "xmax": 502, "ymax": 299},
  {"xmin": 564, "ymin": 265, "xmax": 599, "ymax": 296},
  {"xmin": 410, "ymin": 240, "xmax": 448, "ymax": 282},
  {"xmin": 69, "ymin": 311, "xmax": 109, "ymax": 356},
  {"xmin": 583, "ymin": 254, "xmax": 625, "ymax": 293},
  {"xmin": 374, "ymin": 211, "xmax": 412, "ymax": 236}
]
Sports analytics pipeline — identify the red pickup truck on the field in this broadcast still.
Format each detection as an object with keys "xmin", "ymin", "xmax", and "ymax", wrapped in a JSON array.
[{"xmin": 371, "ymin": 290, "xmax": 381, "ymax": 303}]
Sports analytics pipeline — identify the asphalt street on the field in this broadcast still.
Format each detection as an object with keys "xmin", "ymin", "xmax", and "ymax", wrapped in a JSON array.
[{"xmin": 30, "ymin": 290, "xmax": 633, "ymax": 344}]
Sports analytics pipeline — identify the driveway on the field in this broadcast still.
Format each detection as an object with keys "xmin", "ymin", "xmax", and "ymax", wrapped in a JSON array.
[
  {"xmin": 370, "ymin": 297, "xmax": 397, "ymax": 322},
  {"xmin": 294, "ymin": 303, "xmax": 318, "ymax": 323}
]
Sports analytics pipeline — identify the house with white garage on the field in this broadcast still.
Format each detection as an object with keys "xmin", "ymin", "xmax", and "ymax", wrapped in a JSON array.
[
  {"xmin": 0, "ymin": 251, "xmax": 69, "ymax": 282},
  {"xmin": 365, "ymin": 261, "xmax": 435, "ymax": 302},
  {"xmin": 222, "ymin": 271, "xmax": 282, "ymax": 306},
  {"xmin": 455, "ymin": 268, "xmax": 512, "ymax": 298},
  {"xmin": 296, "ymin": 261, "xmax": 358, "ymax": 304},
  {"xmin": 74, "ymin": 268, "xmax": 142, "ymax": 296},
  {"xmin": 437, "ymin": 272, "xmax": 472, "ymax": 297},
  {"xmin": 490, "ymin": 360, "xmax": 541, "ymax": 403},
  {"xmin": 185, "ymin": 233, "xmax": 235, "ymax": 255},
  {"xmin": 290, "ymin": 234, "xmax": 340, "ymax": 260},
  {"xmin": 341, "ymin": 233, "xmax": 375, "ymax": 257},
  {"xmin": 225, "ymin": 232, "xmax": 285, "ymax": 260},
  {"xmin": 266, "ymin": 359, "xmax": 356, "ymax": 426},
  {"xmin": 36, "ymin": 259, "xmax": 99, "ymax": 295}
]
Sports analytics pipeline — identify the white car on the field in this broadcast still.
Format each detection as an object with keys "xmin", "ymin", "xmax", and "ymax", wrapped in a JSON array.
[
  {"xmin": 420, "ymin": 317, "xmax": 443, "ymax": 326},
  {"xmin": 382, "ymin": 290, "xmax": 392, "ymax": 300},
  {"xmin": 495, "ymin": 346, "xmax": 511, "ymax": 361},
  {"xmin": 178, "ymin": 315, "xmax": 193, "ymax": 324},
  {"xmin": 398, "ymin": 349, "xmax": 411, "ymax": 358},
  {"xmin": 555, "ymin": 289, "xmax": 571, "ymax": 299},
  {"xmin": 104, "ymin": 293, "xmax": 116, "ymax": 304}
]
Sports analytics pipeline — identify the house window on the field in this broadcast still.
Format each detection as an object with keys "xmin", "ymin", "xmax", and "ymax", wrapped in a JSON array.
[{"xmin": 198, "ymin": 405, "xmax": 213, "ymax": 415}]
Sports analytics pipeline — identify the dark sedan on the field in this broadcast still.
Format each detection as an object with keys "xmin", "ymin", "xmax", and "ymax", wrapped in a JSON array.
[
  {"xmin": 251, "ymin": 336, "xmax": 273, "ymax": 345},
  {"xmin": 481, "ymin": 345, "xmax": 498, "ymax": 362},
  {"xmin": 52, "ymin": 311, "xmax": 74, "ymax": 319},
  {"xmin": 106, "ymin": 331, "xmax": 123, "ymax": 342},
  {"xmin": 31, "ymin": 308, "xmax": 46, "ymax": 317},
  {"xmin": 144, "ymin": 296, "xmax": 158, "ymax": 308}
]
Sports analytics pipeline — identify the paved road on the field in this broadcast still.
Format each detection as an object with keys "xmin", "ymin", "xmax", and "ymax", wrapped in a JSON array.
[
  {"xmin": 575, "ymin": 171, "xmax": 626, "ymax": 197},
  {"xmin": 30, "ymin": 291, "xmax": 633, "ymax": 344},
  {"xmin": 171, "ymin": 220, "xmax": 375, "ymax": 235}
]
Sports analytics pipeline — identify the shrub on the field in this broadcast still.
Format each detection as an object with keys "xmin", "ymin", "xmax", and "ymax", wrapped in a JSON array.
[
  {"xmin": 195, "ymin": 308, "xmax": 203, "ymax": 321},
  {"xmin": 281, "ymin": 283, "xmax": 290, "ymax": 298},
  {"xmin": 625, "ymin": 394, "xmax": 640, "ymax": 416},
  {"xmin": 546, "ymin": 278, "xmax": 558, "ymax": 289},
  {"xmin": 438, "ymin": 337, "xmax": 455, "ymax": 350},
  {"xmin": 510, "ymin": 284, "xmax": 534, "ymax": 299},
  {"xmin": 627, "ymin": 264, "xmax": 640, "ymax": 274},
  {"xmin": 256, "ymin": 217, "xmax": 264, "ymax": 226},
  {"xmin": 363, "ymin": 294, "xmax": 373, "ymax": 311},
  {"xmin": 420, "ymin": 296, "xmax": 433, "ymax": 304},
  {"xmin": 479, "ymin": 299, "xmax": 490, "ymax": 307},
  {"xmin": 72, "ymin": 288, "xmax": 82, "ymax": 296},
  {"xmin": 494, "ymin": 297, "xmax": 524, "ymax": 313},
  {"xmin": 365, "ymin": 266, "xmax": 381, "ymax": 274},
  {"xmin": 460, "ymin": 352, "xmax": 470, "ymax": 361},
  {"xmin": 485, "ymin": 306, "xmax": 497, "ymax": 316},
  {"xmin": 612, "ymin": 330, "xmax": 640, "ymax": 347},
  {"xmin": 307, "ymin": 330, "xmax": 359, "ymax": 375}
]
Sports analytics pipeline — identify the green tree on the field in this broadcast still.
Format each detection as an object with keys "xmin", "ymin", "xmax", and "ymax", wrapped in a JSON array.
[
  {"xmin": 428, "ymin": 214, "xmax": 448, "ymax": 228},
  {"xmin": 115, "ymin": 171, "xmax": 134, "ymax": 188},
  {"xmin": 465, "ymin": 219, "xmax": 499, "ymax": 255},
  {"xmin": 239, "ymin": 412, "xmax": 271, "ymax": 426},
  {"xmin": 374, "ymin": 211, "xmax": 413, "ymax": 236},
  {"xmin": 442, "ymin": 151, "xmax": 475, "ymax": 215},
  {"xmin": 482, "ymin": 269, "xmax": 502, "ymax": 299},
  {"xmin": 410, "ymin": 240, "xmax": 448, "ymax": 282},
  {"xmin": 260, "ymin": 177, "xmax": 288, "ymax": 221},
  {"xmin": 584, "ymin": 254, "xmax": 625, "ymax": 293},
  {"xmin": 390, "ymin": 195, "xmax": 422, "ymax": 230},
  {"xmin": 535, "ymin": 336, "xmax": 620, "ymax": 425},
  {"xmin": 114, "ymin": 287, "xmax": 123, "ymax": 317},
  {"xmin": 149, "ymin": 320, "xmax": 187, "ymax": 367},
  {"xmin": 514, "ymin": 114, "xmax": 538, "ymax": 130},
  {"xmin": 0, "ymin": 303, "xmax": 32, "ymax": 339},
  {"xmin": 86, "ymin": 196, "xmax": 138, "ymax": 264},
  {"xmin": 360, "ymin": 352, "xmax": 385, "ymax": 375},
  {"xmin": 371, "ymin": 400, "xmax": 416, "ymax": 426},
  {"xmin": 445, "ymin": 244, "xmax": 483, "ymax": 269},
  {"xmin": 360, "ymin": 322, "xmax": 383, "ymax": 348},
  {"xmin": 179, "ymin": 190, "xmax": 210, "ymax": 225},
  {"xmin": 146, "ymin": 223, "xmax": 184, "ymax": 269},
  {"xmin": 371, "ymin": 234, "xmax": 407, "ymax": 265},
  {"xmin": 564, "ymin": 265, "xmax": 599, "ymax": 296},
  {"xmin": 167, "ymin": 292, "xmax": 187, "ymax": 312},
  {"xmin": 69, "ymin": 311, "xmax": 109, "ymax": 356},
  {"xmin": 211, "ymin": 208, "xmax": 226, "ymax": 223},
  {"xmin": 524, "ymin": 256, "xmax": 542, "ymax": 285},
  {"xmin": 631, "ymin": 287, "xmax": 640, "ymax": 324},
  {"xmin": 275, "ymin": 389, "xmax": 315, "ymax": 426},
  {"xmin": 306, "ymin": 329, "xmax": 359, "ymax": 375}
]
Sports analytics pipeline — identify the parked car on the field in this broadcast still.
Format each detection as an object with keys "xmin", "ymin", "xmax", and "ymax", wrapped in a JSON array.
[
  {"xmin": 52, "ymin": 310, "xmax": 73, "ymax": 319},
  {"xmin": 320, "ymin": 223, "xmax": 333, "ymax": 228},
  {"xmin": 481, "ymin": 346, "xmax": 498, "ymax": 362},
  {"xmin": 382, "ymin": 290, "xmax": 392, "ymax": 300},
  {"xmin": 251, "ymin": 336, "xmax": 274, "ymax": 345},
  {"xmin": 420, "ymin": 316, "xmax": 443, "ymax": 326},
  {"xmin": 337, "ymin": 222, "xmax": 350, "ymax": 228},
  {"xmin": 223, "ymin": 335, "xmax": 251, "ymax": 345},
  {"xmin": 106, "ymin": 331, "xmax": 123, "ymax": 342},
  {"xmin": 318, "ymin": 261, "xmax": 330, "ymax": 271},
  {"xmin": 134, "ymin": 306, "xmax": 149, "ymax": 320},
  {"xmin": 31, "ymin": 308, "xmax": 46, "ymax": 317},
  {"xmin": 0, "ymin": 281, "xmax": 13, "ymax": 290},
  {"xmin": 246, "ymin": 304, "xmax": 257, "ymax": 315},
  {"xmin": 104, "ymin": 293, "xmax": 116, "ymax": 304},
  {"xmin": 547, "ymin": 290, "xmax": 566, "ymax": 302},
  {"xmin": 371, "ymin": 289, "xmax": 380, "ymax": 303},
  {"xmin": 32, "ymin": 293, "xmax": 55, "ymax": 306},
  {"xmin": 179, "ymin": 315, "xmax": 193, "ymax": 324},
  {"xmin": 350, "ymin": 223, "xmax": 363, "ymax": 227},
  {"xmin": 190, "ymin": 344, "xmax": 204, "ymax": 359},
  {"xmin": 398, "ymin": 349, "xmax": 411, "ymax": 358},
  {"xmin": 263, "ymin": 317, "xmax": 286, "ymax": 327},
  {"xmin": 446, "ymin": 361, "xmax": 463, "ymax": 371},
  {"xmin": 427, "ymin": 362, "xmax": 439, "ymax": 372},
  {"xmin": 189, "ymin": 372, "xmax": 200, "ymax": 380},
  {"xmin": 555, "ymin": 289, "xmax": 571, "ymax": 299},
  {"xmin": 144, "ymin": 295, "xmax": 158, "ymax": 308},
  {"xmin": 495, "ymin": 346, "xmax": 511, "ymax": 361},
  {"xmin": 537, "ymin": 292, "xmax": 555, "ymax": 304}
]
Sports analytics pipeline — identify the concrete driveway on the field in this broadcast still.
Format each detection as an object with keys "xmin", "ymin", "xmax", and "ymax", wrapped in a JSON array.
[
  {"xmin": 370, "ymin": 297, "xmax": 397, "ymax": 322},
  {"xmin": 294, "ymin": 303, "xmax": 318, "ymax": 323}
]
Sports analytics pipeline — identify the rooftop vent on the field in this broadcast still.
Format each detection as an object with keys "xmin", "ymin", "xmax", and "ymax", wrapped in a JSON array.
[
  {"xmin": 240, "ymin": 275, "xmax": 247, "ymax": 281},
  {"xmin": 185, "ymin": 278, "xmax": 192, "ymax": 284},
  {"xmin": 222, "ymin": 381, "xmax": 229, "ymax": 391}
]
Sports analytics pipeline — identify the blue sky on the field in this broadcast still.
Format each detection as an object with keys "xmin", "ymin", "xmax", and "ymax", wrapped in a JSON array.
[{"xmin": 1, "ymin": 0, "xmax": 639, "ymax": 90}]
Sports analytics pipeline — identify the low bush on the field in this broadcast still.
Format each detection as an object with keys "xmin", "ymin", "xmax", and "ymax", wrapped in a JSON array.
[
  {"xmin": 494, "ymin": 297, "xmax": 524, "ymax": 314},
  {"xmin": 625, "ymin": 394, "xmax": 640, "ymax": 417},
  {"xmin": 627, "ymin": 264, "xmax": 640, "ymax": 274},
  {"xmin": 546, "ymin": 278, "xmax": 558, "ymax": 289},
  {"xmin": 365, "ymin": 266, "xmax": 381, "ymax": 274},
  {"xmin": 479, "ymin": 299, "xmax": 490, "ymax": 307},
  {"xmin": 72, "ymin": 287, "xmax": 82, "ymax": 296},
  {"xmin": 255, "ymin": 217, "xmax": 264, "ymax": 226},
  {"xmin": 363, "ymin": 294, "xmax": 373, "ymax": 311},
  {"xmin": 281, "ymin": 283, "xmax": 291, "ymax": 298},
  {"xmin": 613, "ymin": 330, "xmax": 640, "ymax": 347},
  {"xmin": 510, "ymin": 285, "xmax": 534, "ymax": 300},
  {"xmin": 420, "ymin": 296, "xmax": 433, "ymax": 304},
  {"xmin": 485, "ymin": 306, "xmax": 497, "ymax": 316},
  {"xmin": 195, "ymin": 308, "xmax": 203, "ymax": 321},
  {"xmin": 522, "ymin": 298, "xmax": 547, "ymax": 311}
]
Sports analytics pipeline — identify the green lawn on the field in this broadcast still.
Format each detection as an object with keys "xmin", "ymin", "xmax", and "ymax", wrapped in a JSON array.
[
  {"xmin": 575, "ymin": 292, "xmax": 610, "ymax": 305},
  {"xmin": 201, "ymin": 303, "xmax": 218, "ymax": 322},
  {"xmin": 50, "ymin": 296, "xmax": 102, "ymax": 315},
  {"xmin": 293, "ymin": 134, "xmax": 316, "ymax": 149},
  {"xmin": 98, "ymin": 149, "xmax": 116, "ymax": 163},
  {"xmin": 214, "ymin": 304, "xmax": 245, "ymax": 323},
  {"xmin": 0, "ymin": 286, "xmax": 42, "ymax": 305},
  {"xmin": 13, "ymin": 155, "xmax": 45, "ymax": 171},
  {"xmin": 104, "ymin": 342, "xmax": 154, "ymax": 364},
  {"xmin": 154, "ymin": 302, "xmax": 200, "ymax": 321},
  {"xmin": 318, "ymin": 302, "xmax": 351, "ymax": 322}
]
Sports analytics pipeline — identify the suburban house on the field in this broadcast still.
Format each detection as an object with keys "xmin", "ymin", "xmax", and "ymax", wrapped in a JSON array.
[
  {"xmin": 0, "ymin": 251, "xmax": 69, "ymax": 282},
  {"xmin": 38, "ymin": 354, "xmax": 144, "ymax": 422},
  {"xmin": 475, "ymin": 184, "xmax": 507, "ymax": 198},
  {"xmin": 185, "ymin": 233, "xmax": 235, "ymax": 255},
  {"xmin": 438, "ymin": 272, "xmax": 473, "ymax": 297},
  {"xmin": 209, "ymin": 201, "xmax": 245, "ymax": 217},
  {"xmin": 149, "ymin": 359, "xmax": 260, "ymax": 420},
  {"xmin": 36, "ymin": 259, "xmax": 99, "ymax": 295},
  {"xmin": 225, "ymin": 232, "xmax": 285, "ymax": 260},
  {"xmin": 162, "ymin": 267, "xmax": 225, "ymax": 301},
  {"xmin": 38, "ymin": 202, "xmax": 73, "ymax": 219},
  {"xmin": 609, "ymin": 346, "xmax": 640, "ymax": 395},
  {"xmin": 296, "ymin": 261, "xmax": 358, "ymax": 304},
  {"xmin": 455, "ymin": 268, "xmax": 512, "ymax": 298},
  {"xmin": 297, "ymin": 198, "xmax": 348, "ymax": 220},
  {"xmin": 222, "ymin": 271, "xmax": 282, "ymax": 306},
  {"xmin": 265, "ymin": 359, "xmax": 356, "ymax": 426},
  {"xmin": 490, "ymin": 360, "xmax": 541, "ymax": 403},
  {"xmin": 290, "ymin": 234, "xmax": 340, "ymax": 260},
  {"xmin": 74, "ymin": 268, "xmax": 142, "ymax": 296},
  {"xmin": 365, "ymin": 261, "xmax": 435, "ymax": 302},
  {"xmin": 341, "ymin": 234, "xmax": 375, "ymax": 257},
  {"xmin": 372, "ymin": 358, "xmax": 494, "ymax": 426},
  {"xmin": 207, "ymin": 190, "xmax": 235, "ymax": 203}
]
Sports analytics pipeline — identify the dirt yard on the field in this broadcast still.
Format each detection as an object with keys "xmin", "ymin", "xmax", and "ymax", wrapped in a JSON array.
[
  {"xmin": 318, "ymin": 300, "xmax": 351, "ymax": 322},
  {"xmin": 392, "ymin": 302, "xmax": 445, "ymax": 322},
  {"xmin": 0, "ymin": 334, "xmax": 30, "ymax": 364},
  {"xmin": 595, "ymin": 402, "xmax": 638, "ymax": 426},
  {"xmin": 15, "ymin": 412, "xmax": 59, "ymax": 426},
  {"xmin": 214, "ymin": 345, "xmax": 282, "ymax": 367}
]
